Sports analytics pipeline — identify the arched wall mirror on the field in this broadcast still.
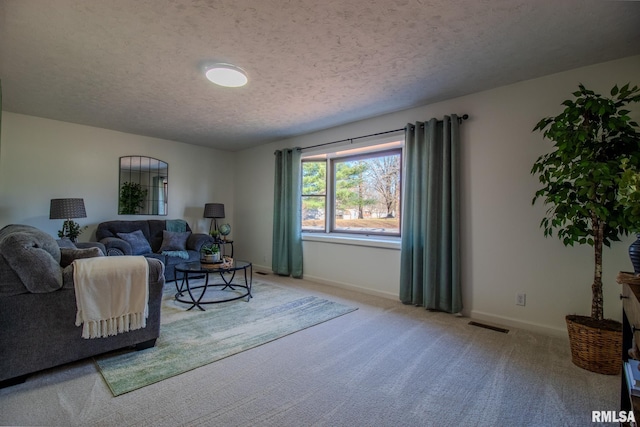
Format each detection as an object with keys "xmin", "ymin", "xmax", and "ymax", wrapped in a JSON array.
[{"xmin": 119, "ymin": 156, "xmax": 168, "ymax": 215}]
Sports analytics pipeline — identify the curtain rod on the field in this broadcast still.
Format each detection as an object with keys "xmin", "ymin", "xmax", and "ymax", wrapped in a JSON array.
[{"xmin": 289, "ymin": 114, "xmax": 468, "ymax": 153}]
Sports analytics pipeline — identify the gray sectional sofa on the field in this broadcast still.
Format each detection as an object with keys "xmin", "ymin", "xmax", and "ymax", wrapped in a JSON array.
[
  {"xmin": 96, "ymin": 219, "xmax": 212, "ymax": 281},
  {"xmin": 0, "ymin": 224, "xmax": 165, "ymax": 387}
]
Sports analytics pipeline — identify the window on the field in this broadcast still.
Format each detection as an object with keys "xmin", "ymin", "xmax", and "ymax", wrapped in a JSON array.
[
  {"xmin": 301, "ymin": 139, "xmax": 403, "ymax": 236},
  {"xmin": 301, "ymin": 160, "xmax": 326, "ymax": 231}
]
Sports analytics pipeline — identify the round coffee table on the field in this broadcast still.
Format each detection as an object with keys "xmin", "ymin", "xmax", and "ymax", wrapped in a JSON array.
[{"xmin": 174, "ymin": 260, "xmax": 252, "ymax": 311}]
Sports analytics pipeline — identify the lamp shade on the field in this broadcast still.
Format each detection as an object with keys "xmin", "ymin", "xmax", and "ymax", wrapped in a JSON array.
[
  {"xmin": 49, "ymin": 198, "xmax": 87, "ymax": 219},
  {"xmin": 203, "ymin": 203, "xmax": 225, "ymax": 218}
]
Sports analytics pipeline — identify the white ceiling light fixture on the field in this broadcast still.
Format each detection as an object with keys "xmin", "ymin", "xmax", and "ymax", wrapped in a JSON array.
[{"xmin": 205, "ymin": 63, "xmax": 248, "ymax": 87}]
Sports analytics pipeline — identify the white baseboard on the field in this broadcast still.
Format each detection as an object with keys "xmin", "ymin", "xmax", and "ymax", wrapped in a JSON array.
[
  {"xmin": 302, "ymin": 273, "xmax": 399, "ymax": 300},
  {"xmin": 252, "ymin": 264, "xmax": 567, "ymax": 339},
  {"xmin": 469, "ymin": 310, "xmax": 568, "ymax": 339},
  {"xmin": 252, "ymin": 264, "xmax": 398, "ymax": 301},
  {"xmin": 252, "ymin": 263, "xmax": 271, "ymax": 274}
]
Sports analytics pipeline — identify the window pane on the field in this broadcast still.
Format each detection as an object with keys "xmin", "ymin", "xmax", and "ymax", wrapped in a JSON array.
[
  {"xmin": 302, "ymin": 161, "xmax": 326, "ymax": 231},
  {"xmin": 333, "ymin": 152, "xmax": 400, "ymax": 235},
  {"xmin": 302, "ymin": 196, "xmax": 326, "ymax": 231},
  {"xmin": 302, "ymin": 161, "xmax": 326, "ymax": 195}
]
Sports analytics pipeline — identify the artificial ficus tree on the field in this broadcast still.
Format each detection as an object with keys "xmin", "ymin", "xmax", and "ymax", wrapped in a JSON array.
[{"xmin": 531, "ymin": 83, "xmax": 640, "ymax": 322}]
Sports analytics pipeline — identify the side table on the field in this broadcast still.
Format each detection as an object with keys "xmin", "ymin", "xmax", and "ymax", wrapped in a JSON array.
[
  {"xmin": 213, "ymin": 239, "xmax": 233, "ymax": 257},
  {"xmin": 618, "ymin": 271, "xmax": 640, "ymax": 425}
]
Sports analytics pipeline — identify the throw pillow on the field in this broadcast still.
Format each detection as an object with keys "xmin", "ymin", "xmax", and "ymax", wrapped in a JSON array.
[
  {"xmin": 60, "ymin": 247, "xmax": 103, "ymax": 268},
  {"xmin": 116, "ymin": 230, "xmax": 152, "ymax": 255},
  {"xmin": 159, "ymin": 230, "xmax": 191, "ymax": 252}
]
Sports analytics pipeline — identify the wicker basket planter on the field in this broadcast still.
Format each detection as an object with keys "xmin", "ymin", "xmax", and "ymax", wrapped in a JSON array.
[{"xmin": 566, "ymin": 315, "xmax": 622, "ymax": 375}]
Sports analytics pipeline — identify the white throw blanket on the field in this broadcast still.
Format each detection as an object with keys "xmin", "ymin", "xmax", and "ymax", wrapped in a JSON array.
[{"xmin": 73, "ymin": 256, "xmax": 149, "ymax": 339}]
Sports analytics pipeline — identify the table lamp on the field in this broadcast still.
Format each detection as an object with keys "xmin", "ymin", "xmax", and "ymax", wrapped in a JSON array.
[
  {"xmin": 49, "ymin": 198, "xmax": 87, "ymax": 242},
  {"xmin": 203, "ymin": 203, "xmax": 225, "ymax": 235}
]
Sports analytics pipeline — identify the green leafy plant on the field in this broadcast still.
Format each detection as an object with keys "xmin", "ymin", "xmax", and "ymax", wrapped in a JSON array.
[
  {"xmin": 201, "ymin": 243, "xmax": 220, "ymax": 255},
  {"xmin": 57, "ymin": 220, "xmax": 87, "ymax": 242},
  {"xmin": 119, "ymin": 182, "xmax": 148, "ymax": 215},
  {"xmin": 619, "ymin": 158, "xmax": 640, "ymax": 233},
  {"xmin": 531, "ymin": 83, "xmax": 640, "ymax": 323}
]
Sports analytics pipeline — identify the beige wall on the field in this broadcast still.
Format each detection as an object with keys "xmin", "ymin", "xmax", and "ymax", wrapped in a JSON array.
[
  {"xmin": 234, "ymin": 55, "xmax": 640, "ymax": 337},
  {"xmin": 0, "ymin": 113, "xmax": 235, "ymax": 240}
]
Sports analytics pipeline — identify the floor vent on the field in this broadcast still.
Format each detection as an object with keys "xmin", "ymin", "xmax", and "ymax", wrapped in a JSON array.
[
  {"xmin": 255, "ymin": 271, "xmax": 268, "ymax": 275},
  {"xmin": 468, "ymin": 321, "xmax": 509, "ymax": 334}
]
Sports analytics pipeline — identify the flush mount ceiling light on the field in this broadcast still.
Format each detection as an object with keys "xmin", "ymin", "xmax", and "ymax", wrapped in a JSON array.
[{"xmin": 205, "ymin": 63, "xmax": 248, "ymax": 87}]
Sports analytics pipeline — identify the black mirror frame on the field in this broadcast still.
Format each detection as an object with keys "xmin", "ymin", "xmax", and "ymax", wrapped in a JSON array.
[{"xmin": 118, "ymin": 155, "xmax": 168, "ymax": 215}]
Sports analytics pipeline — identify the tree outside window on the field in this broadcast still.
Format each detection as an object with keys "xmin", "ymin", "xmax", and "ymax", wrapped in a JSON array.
[
  {"xmin": 302, "ymin": 144, "xmax": 402, "ymax": 236},
  {"xmin": 302, "ymin": 160, "xmax": 326, "ymax": 231}
]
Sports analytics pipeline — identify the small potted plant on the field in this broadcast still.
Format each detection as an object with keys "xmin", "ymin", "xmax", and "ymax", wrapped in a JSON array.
[
  {"xmin": 58, "ymin": 220, "xmax": 87, "ymax": 243},
  {"xmin": 200, "ymin": 243, "xmax": 221, "ymax": 263}
]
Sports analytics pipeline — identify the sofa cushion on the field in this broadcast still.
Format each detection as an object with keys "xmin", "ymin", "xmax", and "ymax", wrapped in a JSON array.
[
  {"xmin": 159, "ymin": 230, "xmax": 191, "ymax": 252},
  {"xmin": 60, "ymin": 247, "xmax": 104, "ymax": 268},
  {"xmin": 116, "ymin": 230, "xmax": 152, "ymax": 255},
  {"xmin": 145, "ymin": 252, "xmax": 165, "ymax": 262}
]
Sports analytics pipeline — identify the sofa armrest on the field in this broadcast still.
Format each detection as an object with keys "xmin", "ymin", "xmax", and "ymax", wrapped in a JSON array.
[
  {"xmin": 60, "ymin": 247, "xmax": 104, "ymax": 268},
  {"xmin": 63, "ymin": 257, "xmax": 165, "ymax": 290},
  {"xmin": 75, "ymin": 242, "xmax": 107, "ymax": 255},
  {"xmin": 187, "ymin": 233, "xmax": 213, "ymax": 252},
  {"xmin": 0, "ymin": 230, "xmax": 63, "ymax": 293},
  {"xmin": 100, "ymin": 237, "xmax": 133, "ymax": 256},
  {"xmin": 146, "ymin": 257, "xmax": 165, "ymax": 286}
]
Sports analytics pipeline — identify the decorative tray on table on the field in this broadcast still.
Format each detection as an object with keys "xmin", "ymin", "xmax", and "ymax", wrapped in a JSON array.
[{"xmin": 201, "ymin": 256, "xmax": 233, "ymax": 268}]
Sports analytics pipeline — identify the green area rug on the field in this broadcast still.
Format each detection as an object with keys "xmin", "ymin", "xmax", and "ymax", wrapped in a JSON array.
[{"xmin": 95, "ymin": 280, "xmax": 357, "ymax": 396}]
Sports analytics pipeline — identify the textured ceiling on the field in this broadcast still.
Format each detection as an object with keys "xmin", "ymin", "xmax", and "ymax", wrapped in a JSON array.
[{"xmin": 1, "ymin": 0, "xmax": 639, "ymax": 152}]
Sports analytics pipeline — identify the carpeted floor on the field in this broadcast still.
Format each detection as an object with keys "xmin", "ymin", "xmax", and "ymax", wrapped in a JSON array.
[
  {"xmin": 0, "ymin": 273, "xmax": 620, "ymax": 426},
  {"xmin": 97, "ymin": 282, "xmax": 356, "ymax": 396}
]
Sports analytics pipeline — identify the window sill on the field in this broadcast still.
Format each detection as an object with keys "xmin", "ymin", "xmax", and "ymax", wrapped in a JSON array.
[{"xmin": 302, "ymin": 233, "xmax": 401, "ymax": 250}]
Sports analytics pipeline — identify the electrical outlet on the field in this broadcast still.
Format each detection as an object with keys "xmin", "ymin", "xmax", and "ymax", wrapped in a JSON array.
[{"xmin": 516, "ymin": 293, "xmax": 526, "ymax": 306}]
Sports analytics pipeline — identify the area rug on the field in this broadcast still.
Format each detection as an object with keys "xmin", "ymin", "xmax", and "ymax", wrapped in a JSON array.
[{"xmin": 95, "ymin": 280, "xmax": 357, "ymax": 396}]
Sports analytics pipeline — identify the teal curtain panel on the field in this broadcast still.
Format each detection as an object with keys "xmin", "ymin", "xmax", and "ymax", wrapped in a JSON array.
[
  {"xmin": 399, "ymin": 115, "xmax": 462, "ymax": 313},
  {"xmin": 0, "ymin": 79, "xmax": 3, "ymax": 157},
  {"xmin": 272, "ymin": 148, "xmax": 303, "ymax": 278}
]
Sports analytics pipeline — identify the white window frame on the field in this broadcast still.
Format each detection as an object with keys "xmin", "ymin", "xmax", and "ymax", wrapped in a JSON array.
[{"xmin": 301, "ymin": 132, "xmax": 404, "ymax": 242}]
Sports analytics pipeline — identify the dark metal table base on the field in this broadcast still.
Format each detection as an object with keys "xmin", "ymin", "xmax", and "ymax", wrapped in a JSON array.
[{"xmin": 174, "ymin": 262, "xmax": 252, "ymax": 311}]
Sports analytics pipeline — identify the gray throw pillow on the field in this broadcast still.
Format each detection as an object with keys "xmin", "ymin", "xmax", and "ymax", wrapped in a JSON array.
[
  {"xmin": 159, "ymin": 230, "xmax": 191, "ymax": 252},
  {"xmin": 60, "ymin": 247, "xmax": 103, "ymax": 268},
  {"xmin": 116, "ymin": 229, "xmax": 152, "ymax": 255}
]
